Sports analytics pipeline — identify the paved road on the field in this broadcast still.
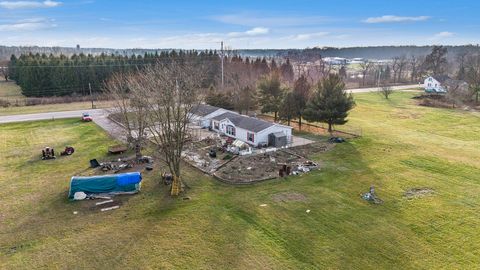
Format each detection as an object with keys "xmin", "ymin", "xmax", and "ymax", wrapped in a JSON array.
[
  {"xmin": 347, "ymin": 84, "xmax": 421, "ymax": 93},
  {"xmin": 0, "ymin": 109, "xmax": 106, "ymax": 124},
  {"xmin": 0, "ymin": 83, "xmax": 423, "ymax": 140},
  {"xmin": 0, "ymin": 108, "xmax": 127, "ymax": 142}
]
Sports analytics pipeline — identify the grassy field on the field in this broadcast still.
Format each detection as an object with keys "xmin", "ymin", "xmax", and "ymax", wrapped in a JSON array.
[
  {"xmin": 0, "ymin": 92, "xmax": 479, "ymax": 269},
  {"xmin": 0, "ymin": 81, "xmax": 112, "ymax": 116},
  {"xmin": 0, "ymin": 81, "xmax": 23, "ymax": 99}
]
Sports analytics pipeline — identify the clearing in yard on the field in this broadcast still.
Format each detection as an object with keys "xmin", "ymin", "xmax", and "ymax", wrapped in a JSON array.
[{"xmin": 0, "ymin": 91, "xmax": 479, "ymax": 269}]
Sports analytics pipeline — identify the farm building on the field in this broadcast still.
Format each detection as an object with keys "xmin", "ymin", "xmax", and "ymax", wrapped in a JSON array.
[{"xmin": 211, "ymin": 112, "xmax": 292, "ymax": 147}]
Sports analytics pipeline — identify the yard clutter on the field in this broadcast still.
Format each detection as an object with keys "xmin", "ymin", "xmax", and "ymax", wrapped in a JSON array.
[
  {"xmin": 41, "ymin": 147, "xmax": 56, "ymax": 160},
  {"xmin": 362, "ymin": 185, "xmax": 383, "ymax": 204},
  {"xmin": 60, "ymin": 146, "xmax": 75, "ymax": 156},
  {"xmin": 108, "ymin": 144, "xmax": 128, "ymax": 155},
  {"xmin": 68, "ymin": 172, "xmax": 142, "ymax": 200}
]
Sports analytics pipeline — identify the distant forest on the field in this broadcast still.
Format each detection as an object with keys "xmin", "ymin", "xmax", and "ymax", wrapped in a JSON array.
[
  {"xmin": 7, "ymin": 50, "xmax": 293, "ymax": 97},
  {"xmin": 2, "ymin": 45, "xmax": 480, "ymax": 61}
]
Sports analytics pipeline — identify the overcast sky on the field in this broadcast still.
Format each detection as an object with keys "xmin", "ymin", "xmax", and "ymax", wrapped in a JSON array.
[{"xmin": 0, "ymin": 0, "xmax": 478, "ymax": 49}]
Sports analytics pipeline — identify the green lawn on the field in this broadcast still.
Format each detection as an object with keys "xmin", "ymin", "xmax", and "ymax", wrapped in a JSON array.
[
  {"xmin": 0, "ymin": 81, "xmax": 112, "ymax": 116},
  {"xmin": 0, "ymin": 92, "xmax": 479, "ymax": 269}
]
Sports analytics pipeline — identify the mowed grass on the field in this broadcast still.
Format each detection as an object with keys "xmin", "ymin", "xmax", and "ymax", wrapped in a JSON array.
[
  {"xmin": 0, "ymin": 92, "xmax": 479, "ymax": 269},
  {"xmin": 0, "ymin": 81, "xmax": 112, "ymax": 116}
]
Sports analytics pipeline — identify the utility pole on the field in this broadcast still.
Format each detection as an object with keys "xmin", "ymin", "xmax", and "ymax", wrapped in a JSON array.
[
  {"xmin": 89, "ymin": 82, "xmax": 94, "ymax": 109},
  {"xmin": 221, "ymin": 41, "xmax": 224, "ymax": 89}
]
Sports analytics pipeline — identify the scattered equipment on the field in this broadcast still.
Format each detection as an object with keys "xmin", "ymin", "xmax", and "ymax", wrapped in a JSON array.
[
  {"xmin": 60, "ymin": 146, "xmax": 75, "ymax": 156},
  {"xmin": 90, "ymin": 159, "xmax": 100, "ymax": 168},
  {"xmin": 108, "ymin": 144, "xmax": 128, "ymax": 155},
  {"xmin": 81, "ymin": 112, "xmax": 93, "ymax": 122},
  {"xmin": 41, "ymin": 147, "xmax": 56, "ymax": 160},
  {"xmin": 362, "ymin": 185, "xmax": 384, "ymax": 204},
  {"xmin": 209, "ymin": 149, "xmax": 217, "ymax": 158},
  {"xmin": 68, "ymin": 172, "xmax": 142, "ymax": 200},
  {"xmin": 162, "ymin": 172, "xmax": 173, "ymax": 185},
  {"xmin": 329, "ymin": 137, "xmax": 346, "ymax": 143}
]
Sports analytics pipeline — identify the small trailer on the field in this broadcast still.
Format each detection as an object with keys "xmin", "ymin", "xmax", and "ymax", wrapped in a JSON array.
[{"xmin": 108, "ymin": 144, "xmax": 128, "ymax": 155}]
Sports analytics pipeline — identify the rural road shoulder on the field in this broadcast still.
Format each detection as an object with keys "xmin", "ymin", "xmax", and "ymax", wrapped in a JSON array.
[
  {"xmin": 347, "ymin": 84, "xmax": 421, "ymax": 93},
  {"xmin": 0, "ymin": 108, "xmax": 127, "ymax": 142}
]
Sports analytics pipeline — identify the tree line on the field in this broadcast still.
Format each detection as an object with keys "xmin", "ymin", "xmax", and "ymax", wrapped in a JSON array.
[
  {"xmin": 7, "ymin": 50, "xmax": 294, "ymax": 98},
  {"xmin": 8, "ymin": 50, "xmax": 223, "ymax": 97}
]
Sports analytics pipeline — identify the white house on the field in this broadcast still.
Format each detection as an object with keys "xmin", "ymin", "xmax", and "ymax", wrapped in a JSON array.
[
  {"xmin": 190, "ymin": 104, "xmax": 229, "ymax": 128},
  {"xmin": 211, "ymin": 112, "xmax": 292, "ymax": 147},
  {"xmin": 424, "ymin": 75, "xmax": 449, "ymax": 93}
]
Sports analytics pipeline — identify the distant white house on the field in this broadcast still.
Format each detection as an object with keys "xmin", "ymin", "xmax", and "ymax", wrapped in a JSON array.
[{"xmin": 424, "ymin": 75, "xmax": 449, "ymax": 93}]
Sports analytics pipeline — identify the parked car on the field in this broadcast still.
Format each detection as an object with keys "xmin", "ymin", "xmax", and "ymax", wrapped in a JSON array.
[{"xmin": 82, "ymin": 112, "xmax": 93, "ymax": 122}]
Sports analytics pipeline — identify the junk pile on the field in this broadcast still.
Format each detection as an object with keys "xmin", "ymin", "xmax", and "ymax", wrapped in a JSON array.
[
  {"xmin": 162, "ymin": 172, "xmax": 173, "ymax": 185},
  {"xmin": 69, "ymin": 172, "xmax": 142, "ymax": 200},
  {"xmin": 41, "ymin": 147, "xmax": 56, "ymax": 160},
  {"xmin": 290, "ymin": 160, "xmax": 319, "ymax": 176},
  {"xmin": 89, "ymin": 156, "xmax": 153, "ymax": 173},
  {"xmin": 60, "ymin": 146, "xmax": 75, "ymax": 156},
  {"xmin": 329, "ymin": 137, "xmax": 346, "ymax": 143},
  {"xmin": 226, "ymin": 140, "xmax": 252, "ymax": 156},
  {"xmin": 362, "ymin": 185, "xmax": 384, "ymax": 204}
]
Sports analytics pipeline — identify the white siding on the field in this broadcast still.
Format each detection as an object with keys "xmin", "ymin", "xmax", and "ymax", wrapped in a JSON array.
[{"xmin": 190, "ymin": 108, "xmax": 229, "ymax": 128}]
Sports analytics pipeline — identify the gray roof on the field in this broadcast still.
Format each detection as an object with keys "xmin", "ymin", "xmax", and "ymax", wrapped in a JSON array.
[
  {"xmin": 212, "ymin": 112, "xmax": 276, "ymax": 133},
  {"xmin": 191, "ymin": 104, "xmax": 221, "ymax": 117}
]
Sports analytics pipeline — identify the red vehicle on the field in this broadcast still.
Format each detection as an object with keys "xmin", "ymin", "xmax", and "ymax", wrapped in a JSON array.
[{"xmin": 82, "ymin": 112, "xmax": 93, "ymax": 122}]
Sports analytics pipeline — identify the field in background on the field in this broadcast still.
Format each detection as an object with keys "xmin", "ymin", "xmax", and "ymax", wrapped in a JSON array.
[
  {"xmin": 0, "ymin": 92, "xmax": 479, "ymax": 269},
  {"xmin": 0, "ymin": 81, "xmax": 112, "ymax": 116},
  {"xmin": 0, "ymin": 81, "xmax": 23, "ymax": 99}
]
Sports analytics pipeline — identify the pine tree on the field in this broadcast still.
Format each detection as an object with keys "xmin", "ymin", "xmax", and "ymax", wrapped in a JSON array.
[
  {"xmin": 304, "ymin": 74, "xmax": 355, "ymax": 133},
  {"xmin": 257, "ymin": 72, "xmax": 285, "ymax": 121}
]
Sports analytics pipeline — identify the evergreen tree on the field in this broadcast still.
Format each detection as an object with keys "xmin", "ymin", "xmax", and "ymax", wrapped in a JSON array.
[
  {"xmin": 292, "ymin": 75, "xmax": 311, "ymax": 130},
  {"xmin": 304, "ymin": 74, "xmax": 355, "ymax": 133},
  {"xmin": 279, "ymin": 90, "xmax": 298, "ymax": 126},
  {"xmin": 257, "ymin": 72, "xmax": 285, "ymax": 121}
]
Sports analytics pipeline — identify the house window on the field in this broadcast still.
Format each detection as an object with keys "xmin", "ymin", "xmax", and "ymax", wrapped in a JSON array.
[
  {"xmin": 213, "ymin": 121, "xmax": 219, "ymax": 130},
  {"xmin": 226, "ymin": 125, "xmax": 236, "ymax": 136},
  {"xmin": 247, "ymin": 132, "xmax": 254, "ymax": 142}
]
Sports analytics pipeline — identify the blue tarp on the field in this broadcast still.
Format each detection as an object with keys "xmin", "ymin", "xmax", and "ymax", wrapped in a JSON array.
[{"xmin": 68, "ymin": 172, "xmax": 142, "ymax": 199}]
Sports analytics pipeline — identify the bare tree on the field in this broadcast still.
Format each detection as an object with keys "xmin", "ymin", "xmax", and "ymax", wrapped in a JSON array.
[
  {"xmin": 397, "ymin": 56, "xmax": 408, "ymax": 83},
  {"xmin": 409, "ymin": 55, "xmax": 422, "ymax": 83},
  {"xmin": 105, "ymin": 72, "xmax": 149, "ymax": 161},
  {"xmin": 359, "ymin": 61, "xmax": 374, "ymax": 86},
  {"xmin": 391, "ymin": 57, "xmax": 401, "ymax": 84},
  {"xmin": 465, "ymin": 53, "xmax": 480, "ymax": 104},
  {"xmin": 379, "ymin": 86, "xmax": 394, "ymax": 99},
  {"xmin": 0, "ymin": 63, "xmax": 8, "ymax": 81},
  {"xmin": 136, "ymin": 60, "xmax": 204, "ymax": 195}
]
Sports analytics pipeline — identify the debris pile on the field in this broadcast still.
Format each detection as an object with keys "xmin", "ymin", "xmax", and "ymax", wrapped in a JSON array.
[{"xmin": 362, "ymin": 185, "xmax": 383, "ymax": 204}]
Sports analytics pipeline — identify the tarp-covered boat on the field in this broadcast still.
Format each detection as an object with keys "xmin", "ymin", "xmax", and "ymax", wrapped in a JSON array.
[{"xmin": 68, "ymin": 172, "xmax": 142, "ymax": 199}]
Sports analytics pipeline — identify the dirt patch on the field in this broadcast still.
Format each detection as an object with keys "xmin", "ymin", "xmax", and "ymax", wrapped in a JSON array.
[
  {"xmin": 286, "ymin": 142, "xmax": 334, "ymax": 158},
  {"xmin": 214, "ymin": 150, "xmax": 317, "ymax": 184},
  {"xmin": 272, "ymin": 192, "xmax": 307, "ymax": 202},
  {"xmin": 414, "ymin": 94, "xmax": 479, "ymax": 112},
  {"xmin": 404, "ymin": 188, "xmax": 435, "ymax": 199}
]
